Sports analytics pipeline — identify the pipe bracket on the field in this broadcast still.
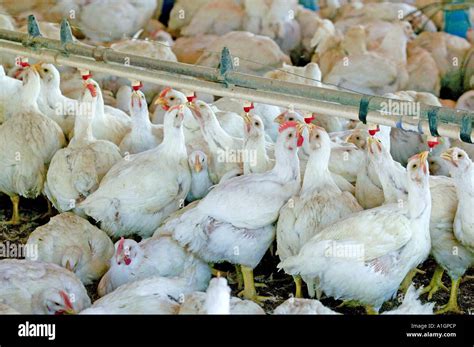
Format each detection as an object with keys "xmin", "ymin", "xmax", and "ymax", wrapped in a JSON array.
[
  {"xmin": 460, "ymin": 115, "xmax": 473, "ymax": 143},
  {"xmin": 358, "ymin": 95, "xmax": 372, "ymax": 124},
  {"xmin": 427, "ymin": 108, "xmax": 440, "ymax": 137}
]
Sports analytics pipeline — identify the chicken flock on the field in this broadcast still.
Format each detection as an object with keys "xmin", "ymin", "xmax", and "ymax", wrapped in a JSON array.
[{"xmin": 0, "ymin": 0, "xmax": 473, "ymax": 315}]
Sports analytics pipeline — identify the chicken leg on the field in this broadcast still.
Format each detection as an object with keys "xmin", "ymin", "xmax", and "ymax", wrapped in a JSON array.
[
  {"xmin": 399, "ymin": 267, "xmax": 426, "ymax": 293},
  {"xmin": 436, "ymin": 278, "xmax": 462, "ymax": 314},
  {"xmin": 2, "ymin": 195, "xmax": 21, "ymax": 225},
  {"xmin": 237, "ymin": 265, "xmax": 273, "ymax": 304},
  {"xmin": 294, "ymin": 275, "xmax": 303, "ymax": 298},
  {"xmin": 421, "ymin": 266, "xmax": 449, "ymax": 299}
]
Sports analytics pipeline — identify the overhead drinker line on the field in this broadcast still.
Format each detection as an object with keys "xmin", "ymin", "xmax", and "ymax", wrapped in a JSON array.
[{"xmin": 0, "ymin": 15, "xmax": 472, "ymax": 143}]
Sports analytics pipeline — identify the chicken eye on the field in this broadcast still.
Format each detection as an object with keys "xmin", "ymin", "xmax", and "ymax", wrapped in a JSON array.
[
  {"xmin": 43, "ymin": 68, "xmax": 49, "ymax": 73},
  {"xmin": 412, "ymin": 164, "xmax": 417, "ymax": 169},
  {"xmin": 254, "ymin": 122, "xmax": 259, "ymax": 126},
  {"xmin": 288, "ymin": 117, "xmax": 294, "ymax": 121},
  {"xmin": 315, "ymin": 134, "xmax": 320, "ymax": 139},
  {"xmin": 458, "ymin": 153, "xmax": 463, "ymax": 158},
  {"xmin": 288, "ymin": 133, "xmax": 293, "ymax": 138},
  {"xmin": 356, "ymin": 136, "xmax": 360, "ymax": 140},
  {"xmin": 170, "ymin": 97, "xmax": 175, "ymax": 101}
]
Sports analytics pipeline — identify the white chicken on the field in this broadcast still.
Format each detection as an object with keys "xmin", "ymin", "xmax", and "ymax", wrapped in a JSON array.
[
  {"xmin": 442, "ymin": 148, "xmax": 474, "ymax": 251},
  {"xmin": 212, "ymin": 97, "xmax": 282, "ymax": 141},
  {"xmin": 189, "ymin": 100, "xmax": 244, "ymax": 183},
  {"xmin": 85, "ymin": 79, "xmax": 130, "ymax": 146},
  {"xmin": 186, "ymin": 150, "xmax": 213, "ymax": 202},
  {"xmin": 50, "ymin": 0, "xmax": 157, "ymax": 42},
  {"xmin": 80, "ymin": 106, "xmax": 191, "ymax": 239},
  {"xmin": 354, "ymin": 125, "xmax": 392, "ymax": 209},
  {"xmin": 243, "ymin": 0, "xmax": 301, "ymax": 54},
  {"xmin": 243, "ymin": 113, "xmax": 273, "ymax": 174},
  {"xmin": 180, "ymin": 0, "xmax": 244, "ymax": 37},
  {"xmin": 25, "ymin": 213, "xmax": 114, "ymax": 285},
  {"xmin": 44, "ymin": 81, "xmax": 122, "ymax": 215},
  {"xmin": 0, "ymin": 65, "xmax": 65, "ymax": 224},
  {"xmin": 195, "ymin": 31, "xmax": 291, "ymax": 76},
  {"xmin": 274, "ymin": 110, "xmax": 356, "ymax": 192},
  {"xmin": 119, "ymin": 88, "xmax": 163, "ymax": 155},
  {"xmin": 179, "ymin": 276, "xmax": 265, "ymax": 314},
  {"xmin": 0, "ymin": 259, "xmax": 90, "ymax": 314},
  {"xmin": 381, "ymin": 285, "xmax": 434, "ymax": 315},
  {"xmin": 367, "ymin": 139, "xmax": 471, "ymax": 314},
  {"xmin": 273, "ymin": 297, "xmax": 340, "ymax": 315},
  {"xmin": 98, "ymin": 236, "xmax": 211, "ymax": 297},
  {"xmin": 0, "ymin": 63, "xmax": 23, "ymax": 124},
  {"xmin": 155, "ymin": 121, "xmax": 303, "ymax": 302},
  {"xmin": 277, "ymin": 126, "xmax": 362, "ymax": 298},
  {"xmin": 323, "ymin": 23, "xmax": 409, "ymax": 95},
  {"xmin": 36, "ymin": 63, "xmax": 80, "ymax": 139},
  {"xmin": 279, "ymin": 151, "xmax": 432, "ymax": 312},
  {"xmin": 81, "ymin": 276, "xmax": 193, "ymax": 314}
]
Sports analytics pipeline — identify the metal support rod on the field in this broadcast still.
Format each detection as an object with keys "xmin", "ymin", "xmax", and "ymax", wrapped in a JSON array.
[
  {"xmin": 0, "ymin": 27, "xmax": 472, "ymax": 142},
  {"xmin": 0, "ymin": 40, "xmax": 469, "ymax": 142}
]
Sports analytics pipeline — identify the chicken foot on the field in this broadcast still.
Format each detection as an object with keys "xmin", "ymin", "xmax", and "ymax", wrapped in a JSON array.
[
  {"xmin": 435, "ymin": 278, "xmax": 462, "ymax": 314},
  {"xmin": 1, "ymin": 195, "xmax": 21, "ymax": 225},
  {"xmin": 237, "ymin": 265, "xmax": 274, "ymax": 305},
  {"xmin": 420, "ymin": 266, "xmax": 449, "ymax": 300}
]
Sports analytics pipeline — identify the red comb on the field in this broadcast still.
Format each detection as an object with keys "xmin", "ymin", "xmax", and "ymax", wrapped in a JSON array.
[
  {"xmin": 85, "ymin": 83, "xmax": 97, "ymax": 97},
  {"xmin": 159, "ymin": 87, "xmax": 172, "ymax": 98},
  {"xmin": 279, "ymin": 121, "xmax": 304, "ymax": 147},
  {"xmin": 59, "ymin": 290, "xmax": 73, "ymax": 311},
  {"xmin": 243, "ymin": 102, "xmax": 254, "ymax": 113},
  {"xmin": 304, "ymin": 114, "xmax": 315, "ymax": 124},
  {"xmin": 279, "ymin": 121, "xmax": 298, "ymax": 133},
  {"xmin": 18, "ymin": 62, "xmax": 30, "ymax": 68}
]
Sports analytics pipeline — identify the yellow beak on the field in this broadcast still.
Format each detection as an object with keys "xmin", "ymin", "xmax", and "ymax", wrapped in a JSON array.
[
  {"xmin": 65, "ymin": 260, "xmax": 72, "ymax": 271},
  {"xmin": 31, "ymin": 62, "xmax": 42, "ymax": 73},
  {"xmin": 194, "ymin": 161, "xmax": 202, "ymax": 173},
  {"xmin": 154, "ymin": 97, "xmax": 166, "ymax": 106},
  {"xmin": 296, "ymin": 121, "xmax": 306, "ymax": 135},
  {"xmin": 274, "ymin": 114, "xmax": 285, "ymax": 124},
  {"xmin": 64, "ymin": 308, "xmax": 76, "ymax": 315},
  {"xmin": 419, "ymin": 151, "xmax": 429, "ymax": 173},
  {"xmin": 243, "ymin": 113, "xmax": 252, "ymax": 124},
  {"xmin": 440, "ymin": 148, "xmax": 455, "ymax": 163}
]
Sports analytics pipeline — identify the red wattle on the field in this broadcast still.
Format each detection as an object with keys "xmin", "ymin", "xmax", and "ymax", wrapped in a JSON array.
[
  {"xmin": 427, "ymin": 141, "xmax": 439, "ymax": 148},
  {"xmin": 304, "ymin": 115, "xmax": 315, "ymax": 124},
  {"xmin": 297, "ymin": 134, "xmax": 304, "ymax": 147},
  {"xmin": 124, "ymin": 257, "xmax": 131, "ymax": 265},
  {"xmin": 186, "ymin": 94, "xmax": 196, "ymax": 102},
  {"xmin": 81, "ymin": 74, "xmax": 92, "ymax": 80}
]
